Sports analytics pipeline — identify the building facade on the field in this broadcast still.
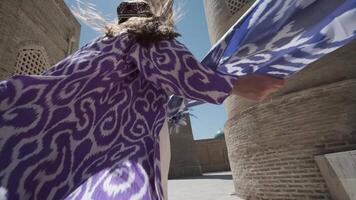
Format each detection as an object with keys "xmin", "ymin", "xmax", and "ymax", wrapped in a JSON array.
[
  {"xmin": 204, "ymin": 0, "xmax": 356, "ymax": 199},
  {"xmin": 0, "ymin": 0, "xmax": 80, "ymax": 79},
  {"xmin": 168, "ymin": 117, "xmax": 231, "ymax": 178},
  {"xmin": 195, "ymin": 138, "xmax": 230, "ymax": 173},
  {"xmin": 168, "ymin": 114, "xmax": 203, "ymax": 178}
]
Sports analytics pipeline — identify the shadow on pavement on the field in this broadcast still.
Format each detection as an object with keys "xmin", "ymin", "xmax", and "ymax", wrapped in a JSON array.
[{"xmin": 178, "ymin": 173, "xmax": 233, "ymax": 180}]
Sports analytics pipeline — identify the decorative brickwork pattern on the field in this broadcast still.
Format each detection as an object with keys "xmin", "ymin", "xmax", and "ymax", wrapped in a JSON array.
[
  {"xmin": 224, "ymin": 79, "xmax": 356, "ymax": 200},
  {"xmin": 14, "ymin": 46, "xmax": 50, "ymax": 75},
  {"xmin": 225, "ymin": 0, "xmax": 252, "ymax": 15},
  {"xmin": 0, "ymin": 0, "xmax": 80, "ymax": 79}
]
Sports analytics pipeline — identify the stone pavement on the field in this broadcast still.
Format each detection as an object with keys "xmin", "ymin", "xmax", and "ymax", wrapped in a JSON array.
[{"xmin": 168, "ymin": 171, "xmax": 243, "ymax": 200}]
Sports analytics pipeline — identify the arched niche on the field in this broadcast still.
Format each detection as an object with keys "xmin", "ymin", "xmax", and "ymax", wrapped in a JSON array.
[{"xmin": 14, "ymin": 43, "xmax": 51, "ymax": 75}]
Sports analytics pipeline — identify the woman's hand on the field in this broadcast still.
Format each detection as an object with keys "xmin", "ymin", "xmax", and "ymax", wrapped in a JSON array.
[{"xmin": 231, "ymin": 75, "xmax": 285, "ymax": 101}]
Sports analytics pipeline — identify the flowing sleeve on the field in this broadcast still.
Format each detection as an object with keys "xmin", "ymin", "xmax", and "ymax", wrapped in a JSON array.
[{"xmin": 127, "ymin": 39, "xmax": 238, "ymax": 104}]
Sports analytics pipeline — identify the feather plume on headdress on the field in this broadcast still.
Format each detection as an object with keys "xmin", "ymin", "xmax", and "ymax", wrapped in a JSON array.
[{"xmin": 70, "ymin": 0, "xmax": 181, "ymax": 41}]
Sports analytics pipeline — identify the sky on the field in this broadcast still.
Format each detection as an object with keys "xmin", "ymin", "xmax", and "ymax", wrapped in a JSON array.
[{"xmin": 64, "ymin": 0, "xmax": 228, "ymax": 140}]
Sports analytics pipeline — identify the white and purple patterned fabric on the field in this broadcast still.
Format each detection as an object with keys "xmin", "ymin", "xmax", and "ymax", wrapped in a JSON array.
[
  {"xmin": 168, "ymin": 0, "xmax": 356, "ymax": 111},
  {"xmin": 1, "ymin": 0, "xmax": 356, "ymax": 199},
  {"xmin": 0, "ymin": 34, "xmax": 237, "ymax": 200}
]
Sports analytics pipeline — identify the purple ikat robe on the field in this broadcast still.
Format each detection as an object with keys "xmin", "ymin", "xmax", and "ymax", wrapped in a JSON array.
[{"xmin": 0, "ymin": 33, "xmax": 237, "ymax": 200}]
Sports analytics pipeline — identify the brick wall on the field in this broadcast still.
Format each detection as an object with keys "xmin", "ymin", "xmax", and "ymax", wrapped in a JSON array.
[
  {"xmin": 224, "ymin": 79, "xmax": 356, "ymax": 200},
  {"xmin": 169, "ymin": 114, "xmax": 202, "ymax": 178},
  {"xmin": 204, "ymin": 0, "xmax": 356, "ymax": 199},
  {"xmin": 195, "ymin": 138, "xmax": 230, "ymax": 173},
  {"xmin": 0, "ymin": 0, "xmax": 80, "ymax": 79}
]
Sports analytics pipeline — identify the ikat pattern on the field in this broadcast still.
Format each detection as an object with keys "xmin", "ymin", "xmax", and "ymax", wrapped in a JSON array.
[
  {"xmin": 168, "ymin": 0, "xmax": 356, "ymax": 113},
  {"xmin": 0, "ymin": 34, "xmax": 236, "ymax": 200},
  {"xmin": 204, "ymin": 0, "xmax": 356, "ymax": 77}
]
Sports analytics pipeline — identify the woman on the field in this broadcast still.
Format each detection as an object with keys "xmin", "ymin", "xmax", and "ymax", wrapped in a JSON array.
[{"xmin": 0, "ymin": 0, "xmax": 283, "ymax": 199}]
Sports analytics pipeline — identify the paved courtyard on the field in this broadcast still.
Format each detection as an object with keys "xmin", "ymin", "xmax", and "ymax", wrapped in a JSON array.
[{"xmin": 168, "ymin": 171, "xmax": 243, "ymax": 200}]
